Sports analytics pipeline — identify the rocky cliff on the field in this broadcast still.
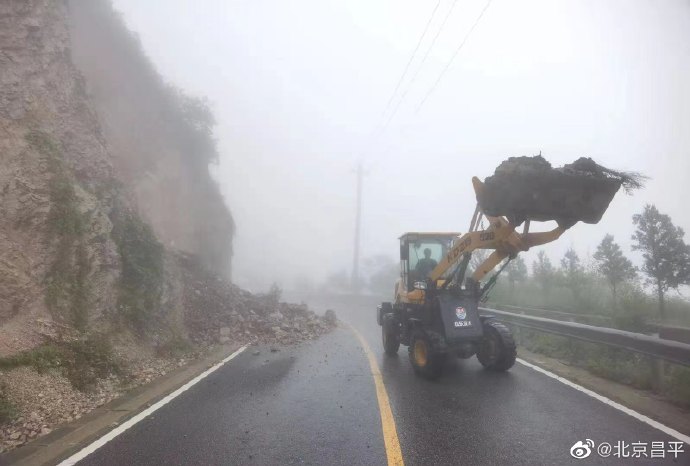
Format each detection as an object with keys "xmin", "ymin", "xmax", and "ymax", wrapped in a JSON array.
[
  {"xmin": 68, "ymin": 0, "xmax": 235, "ymax": 279},
  {"xmin": 0, "ymin": 0, "xmax": 234, "ymax": 355},
  {"xmin": 0, "ymin": 0, "xmax": 334, "ymax": 452},
  {"xmin": 0, "ymin": 0, "xmax": 122, "ymax": 354}
]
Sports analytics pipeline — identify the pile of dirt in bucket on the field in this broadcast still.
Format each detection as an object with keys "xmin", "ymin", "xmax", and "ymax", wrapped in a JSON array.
[{"xmin": 477, "ymin": 156, "xmax": 645, "ymax": 227}]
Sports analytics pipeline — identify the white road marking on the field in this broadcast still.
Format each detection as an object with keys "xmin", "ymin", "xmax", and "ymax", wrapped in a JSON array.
[
  {"xmin": 57, "ymin": 345, "xmax": 248, "ymax": 466},
  {"xmin": 516, "ymin": 358, "xmax": 690, "ymax": 445}
]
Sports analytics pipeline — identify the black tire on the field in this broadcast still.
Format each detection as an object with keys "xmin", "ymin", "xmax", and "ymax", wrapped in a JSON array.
[
  {"xmin": 382, "ymin": 314, "xmax": 400, "ymax": 356},
  {"xmin": 378, "ymin": 302, "xmax": 393, "ymax": 326},
  {"xmin": 408, "ymin": 330, "xmax": 446, "ymax": 379},
  {"xmin": 476, "ymin": 319, "xmax": 516, "ymax": 371}
]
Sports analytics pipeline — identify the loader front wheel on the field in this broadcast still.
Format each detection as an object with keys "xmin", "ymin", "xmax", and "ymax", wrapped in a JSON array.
[
  {"xmin": 408, "ymin": 331, "xmax": 446, "ymax": 379},
  {"xmin": 476, "ymin": 320, "xmax": 516, "ymax": 371},
  {"xmin": 381, "ymin": 314, "xmax": 400, "ymax": 356}
]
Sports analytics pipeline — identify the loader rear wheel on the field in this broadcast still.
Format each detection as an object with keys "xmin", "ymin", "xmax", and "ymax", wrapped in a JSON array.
[
  {"xmin": 476, "ymin": 320, "xmax": 516, "ymax": 371},
  {"xmin": 408, "ymin": 331, "xmax": 446, "ymax": 379},
  {"xmin": 381, "ymin": 314, "xmax": 400, "ymax": 356}
]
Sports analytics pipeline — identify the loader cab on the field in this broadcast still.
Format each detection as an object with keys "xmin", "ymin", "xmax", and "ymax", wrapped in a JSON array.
[{"xmin": 399, "ymin": 232, "xmax": 459, "ymax": 292}]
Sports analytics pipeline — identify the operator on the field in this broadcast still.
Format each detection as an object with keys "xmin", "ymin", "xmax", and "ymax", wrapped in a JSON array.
[{"xmin": 415, "ymin": 248, "xmax": 438, "ymax": 278}]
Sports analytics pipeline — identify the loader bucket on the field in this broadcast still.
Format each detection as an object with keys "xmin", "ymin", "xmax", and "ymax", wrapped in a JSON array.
[{"xmin": 476, "ymin": 156, "xmax": 644, "ymax": 227}]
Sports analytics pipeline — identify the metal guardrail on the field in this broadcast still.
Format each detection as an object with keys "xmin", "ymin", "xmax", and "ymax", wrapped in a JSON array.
[
  {"xmin": 479, "ymin": 307, "xmax": 690, "ymax": 367},
  {"xmin": 492, "ymin": 303, "xmax": 612, "ymax": 323}
]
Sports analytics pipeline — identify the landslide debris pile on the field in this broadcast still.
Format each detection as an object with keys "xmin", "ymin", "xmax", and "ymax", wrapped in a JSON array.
[
  {"xmin": 178, "ymin": 254, "xmax": 337, "ymax": 346},
  {"xmin": 0, "ymin": 258, "xmax": 337, "ymax": 453},
  {"xmin": 477, "ymin": 156, "xmax": 645, "ymax": 227}
]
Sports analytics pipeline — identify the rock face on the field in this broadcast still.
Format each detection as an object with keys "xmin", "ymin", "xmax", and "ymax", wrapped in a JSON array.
[
  {"xmin": 0, "ymin": 0, "xmax": 120, "ymax": 354},
  {"xmin": 68, "ymin": 0, "xmax": 235, "ymax": 279},
  {"xmin": 0, "ymin": 0, "xmax": 237, "ymax": 355}
]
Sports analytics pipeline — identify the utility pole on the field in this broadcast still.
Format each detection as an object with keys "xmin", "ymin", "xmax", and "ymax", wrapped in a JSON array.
[{"xmin": 351, "ymin": 162, "xmax": 364, "ymax": 292}]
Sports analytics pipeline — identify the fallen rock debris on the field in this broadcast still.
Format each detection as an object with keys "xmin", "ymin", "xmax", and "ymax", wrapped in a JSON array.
[
  {"xmin": 179, "ymin": 254, "xmax": 336, "ymax": 347},
  {"xmin": 0, "ymin": 256, "xmax": 337, "ymax": 453}
]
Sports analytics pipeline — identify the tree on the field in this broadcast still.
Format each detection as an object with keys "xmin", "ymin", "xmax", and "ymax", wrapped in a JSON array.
[
  {"xmin": 593, "ymin": 234, "xmax": 636, "ymax": 306},
  {"xmin": 293, "ymin": 275, "xmax": 315, "ymax": 294},
  {"xmin": 170, "ymin": 88, "xmax": 218, "ymax": 165},
  {"xmin": 560, "ymin": 248, "xmax": 585, "ymax": 301},
  {"xmin": 363, "ymin": 255, "xmax": 399, "ymax": 296},
  {"xmin": 468, "ymin": 249, "xmax": 490, "ymax": 277},
  {"xmin": 532, "ymin": 251, "xmax": 555, "ymax": 293},
  {"xmin": 632, "ymin": 205, "xmax": 690, "ymax": 321},
  {"xmin": 322, "ymin": 270, "xmax": 349, "ymax": 292},
  {"xmin": 506, "ymin": 256, "xmax": 528, "ymax": 291}
]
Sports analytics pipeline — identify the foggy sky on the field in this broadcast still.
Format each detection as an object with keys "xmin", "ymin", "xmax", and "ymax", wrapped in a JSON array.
[{"xmin": 111, "ymin": 0, "xmax": 690, "ymax": 292}]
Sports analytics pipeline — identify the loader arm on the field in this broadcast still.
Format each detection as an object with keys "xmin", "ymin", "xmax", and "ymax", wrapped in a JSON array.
[{"xmin": 428, "ymin": 177, "xmax": 568, "ymax": 285}]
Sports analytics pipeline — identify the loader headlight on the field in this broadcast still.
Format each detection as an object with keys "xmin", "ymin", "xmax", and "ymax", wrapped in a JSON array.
[{"xmin": 413, "ymin": 281, "xmax": 427, "ymax": 290}]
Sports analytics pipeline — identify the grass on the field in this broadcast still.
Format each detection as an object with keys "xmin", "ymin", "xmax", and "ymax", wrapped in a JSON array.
[
  {"xmin": 513, "ymin": 327, "xmax": 690, "ymax": 407},
  {"xmin": 485, "ymin": 263, "xmax": 690, "ymax": 405},
  {"xmin": 0, "ymin": 337, "xmax": 121, "ymax": 392},
  {"xmin": 665, "ymin": 365, "xmax": 690, "ymax": 407},
  {"xmin": 0, "ymin": 345, "xmax": 64, "ymax": 372}
]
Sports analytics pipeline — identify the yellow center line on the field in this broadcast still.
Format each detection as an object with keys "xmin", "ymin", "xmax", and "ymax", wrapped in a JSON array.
[{"xmin": 345, "ymin": 322, "xmax": 405, "ymax": 466}]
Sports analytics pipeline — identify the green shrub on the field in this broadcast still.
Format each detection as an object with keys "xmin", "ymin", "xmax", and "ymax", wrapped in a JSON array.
[
  {"xmin": 266, "ymin": 282, "xmax": 282, "ymax": 304},
  {"xmin": 0, "ymin": 337, "xmax": 121, "ymax": 392},
  {"xmin": 512, "ymin": 325, "xmax": 690, "ymax": 407},
  {"xmin": 62, "ymin": 337, "xmax": 121, "ymax": 391},
  {"xmin": 585, "ymin": 348, "xmax": 654, "ymax": 390},
  {"xmin": 0, "ymin": 345, "xmax": 63, "ymax": 372},
  {"xmin": 112, "ymin": 211, "xmax": 164, "ymax": 331},
  {"xmin": 665, "ymin": 365, "xmax": 690, "ymax": 408},
  {"xmin": 156, "ymin": 334, "xmax": 192, "ymax": 358},
  {"xmin": 27, "ymin": 131, "xmax": 91, "ymax": 331},
  {"xmin": 0, "ymin": 385, "xmax": 17, "ymax": 424},
  {"xmin": 46, "ymin": 172, "xmax": 84, "ymax": 237}
]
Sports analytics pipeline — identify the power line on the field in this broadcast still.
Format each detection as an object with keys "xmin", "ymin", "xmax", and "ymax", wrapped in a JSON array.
[
  {"xmin": 415, "ymin": 0, "xmax": 493, "ymax": 114},
  {"xmin": 378, "ymin": 0, "xmax": 441, "ymax": 123},
  {"xmin": 377, "ymin": 0, "xmax": 459, "ymax": 138},
  {"xmin": 358, "ymin": 0, "xmax": 441, "ymax": 160}
]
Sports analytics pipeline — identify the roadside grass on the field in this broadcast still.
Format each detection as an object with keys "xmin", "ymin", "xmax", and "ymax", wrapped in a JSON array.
[
  {"xmin": 485, "ymin": 271, "xmax": 690, "ymax": 407},
  {"xmin": 0, "ymin": 336, "xmax": 122, "ymax": 392},
  {"xmin": 514, "ymin": 328, "xmax": 690, "ymax": 408}
]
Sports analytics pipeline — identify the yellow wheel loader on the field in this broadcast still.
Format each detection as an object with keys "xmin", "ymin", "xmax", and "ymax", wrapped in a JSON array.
[{"xmin": 376, "ymin": 156, "xmax": 643, "ymax": 379}]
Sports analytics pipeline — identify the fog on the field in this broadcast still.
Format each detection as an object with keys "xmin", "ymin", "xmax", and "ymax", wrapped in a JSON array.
[{"xmin": 111, "ymin": 0, "xmax": 690, "ymax": 292}]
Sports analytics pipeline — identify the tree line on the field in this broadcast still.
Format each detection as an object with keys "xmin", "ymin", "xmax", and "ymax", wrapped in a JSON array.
[
  {"xmin": 313, "ymin": 204, "xmax": 689, "ymax": 327},
  {"xmin": 504, "ymin": 204, "xmax": 690, "ymax": 323}
]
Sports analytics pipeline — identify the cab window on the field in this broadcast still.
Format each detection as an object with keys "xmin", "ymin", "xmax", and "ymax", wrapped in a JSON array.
[{"xmin": 408, "ymin": 241, "xmax": 445, "ymax": 286}]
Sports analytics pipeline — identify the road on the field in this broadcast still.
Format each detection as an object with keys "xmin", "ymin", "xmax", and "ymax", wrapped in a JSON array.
[{"xmin": 68, "ymin": 298, "xmax": 686, "ymax": 466}]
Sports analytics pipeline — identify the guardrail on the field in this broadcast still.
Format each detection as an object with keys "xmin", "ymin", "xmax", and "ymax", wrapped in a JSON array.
[
  {"xmin": 479, "ymin": 307, "xmax": 690, "ymax": 367},
  {"xmin": 490, "ymin": 303, "xmax": 613, "ymax": 323}
]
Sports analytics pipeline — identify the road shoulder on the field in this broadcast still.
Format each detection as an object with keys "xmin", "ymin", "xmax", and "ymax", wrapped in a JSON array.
[
  {"xmin": 517, "ymin": 348, "xmax": 690, "ymax": 437},
  {"xmin": 0, "ymin": 343, "xmax": 242, "ymax": 466}
]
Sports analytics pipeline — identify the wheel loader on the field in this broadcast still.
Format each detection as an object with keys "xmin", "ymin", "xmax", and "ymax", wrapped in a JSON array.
[{"xmin": 376, "ymin": 156, "xmax": 643, "ymax": 379}]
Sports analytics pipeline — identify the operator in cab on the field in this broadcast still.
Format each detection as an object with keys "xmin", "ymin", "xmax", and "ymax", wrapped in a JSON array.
[{"xmin": 415, "ymin": 248, "xmax": 438, "ymax": 278}]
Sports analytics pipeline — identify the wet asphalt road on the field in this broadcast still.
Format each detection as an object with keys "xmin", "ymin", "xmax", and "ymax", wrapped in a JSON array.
[{"xmin": 75, "ymin": 299, "xmax": 686, "ymax": 466}]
